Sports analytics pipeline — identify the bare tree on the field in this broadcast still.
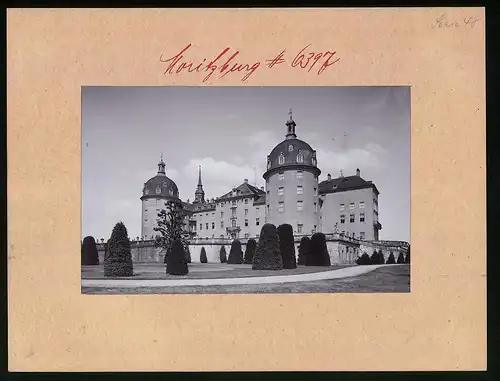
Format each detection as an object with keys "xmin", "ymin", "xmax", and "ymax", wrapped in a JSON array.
[{"xmin": 154, "ymin": 199, "xmax": 191, "ymax": 262}]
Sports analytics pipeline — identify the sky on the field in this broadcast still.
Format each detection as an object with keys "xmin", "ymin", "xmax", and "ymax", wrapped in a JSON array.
[{"xmin": 82, "ymin": 86, "xmax": 410, "ymax": 242}]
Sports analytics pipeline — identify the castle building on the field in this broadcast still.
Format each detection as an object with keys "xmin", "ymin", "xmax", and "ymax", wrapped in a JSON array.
[
  {"xmin": 141, "ymin": 110, "xmax": 384, "ymax": 243},
  {"xmin": 318, "ymin": 169, "xmax": 382, "ymax": 240},
  {"xmin": 263, "ymin": 110, "xmax": 321, "ymax": 235}
]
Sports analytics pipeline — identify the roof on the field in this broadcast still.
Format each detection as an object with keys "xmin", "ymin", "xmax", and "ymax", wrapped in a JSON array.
[
  {"xmin": 318, "ymin": 175, "xmax": 379, "ymax": 195},
  {"xmin": 218, "ymin": 181, "xmax": 266, "ymax": 201},
  {"xmin": 141, "ymin": 175, "xmax": 179, "ymax": 199},
  {"xmin": 266, "ymin": 138, "xmax": 317, "ymax": 173}
]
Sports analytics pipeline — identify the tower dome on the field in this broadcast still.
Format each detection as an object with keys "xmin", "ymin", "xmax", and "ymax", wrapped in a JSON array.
[
  {"xmin": 141, "ymin": 155, "xmax": 179, "ymax": 199},
  {"xmin": 140, "ymin": 155, "xmax": 180, "ymax": 240},
  {"xmin": 263, "ymin": 109, "xmax": 320, "ymax": 179},
  {"xmin": 263, "ymin": 110, "xmax": 321, "ymax": 235}
]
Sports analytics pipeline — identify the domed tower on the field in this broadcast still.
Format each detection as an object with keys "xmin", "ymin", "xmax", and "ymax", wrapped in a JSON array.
[
  {"xmin": 263, "ymin": 110, "xmax": 321, "ymax": 235},
  {"xmin": 140, "ymin": 155, "xmax": 180, "ymax": 240}
]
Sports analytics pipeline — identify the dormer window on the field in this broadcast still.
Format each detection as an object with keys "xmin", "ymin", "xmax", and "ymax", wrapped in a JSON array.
[
  {"xmin": 288, "ymin": 145, "xmax": 294, "ymax": 152},
  {"xmin": 169, "ymin": 189, "xmax": 173, "ymax": 196},
  {"xmin": 156, "ymin": 186, "xmax": 161, "ymax": 194},
  {"xmin": 312, "ymin": 157, "xmax": 317, "ymax": 166},
  {"xmin": 267, "ymin": 159, "xmax": 271, "ymax": 169},
  {"xmin": 278, "ymin": 153, "xmax": 285, "ymax": 165},
  {"xmin": 297, "ymin": 151, "xmax": 304, "ymax": 163},
  {"xmin": 145, "ymin": 188, "xmax": 150, "ymax": 195},
  {"xmin": 162, "ymin": 181, "xmax": 167, "ymax": 187}
]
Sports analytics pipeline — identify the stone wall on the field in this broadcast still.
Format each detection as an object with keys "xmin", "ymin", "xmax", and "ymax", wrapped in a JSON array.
[{"xmin": 96, "ymin": 234, "xmax": 409, "ymax": 265}]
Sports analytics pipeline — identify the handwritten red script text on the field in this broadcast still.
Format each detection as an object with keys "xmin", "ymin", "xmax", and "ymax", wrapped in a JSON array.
[{"xmin": 159, "ymin": 44, "xmax": 340, "ymax": 83}]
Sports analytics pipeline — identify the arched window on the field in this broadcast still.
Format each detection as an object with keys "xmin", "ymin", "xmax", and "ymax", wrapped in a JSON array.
[
  {"xmin": 278, "ymin": 153, "xmax": 285, "ymax": 165},
  {"xmin": 267, "ymin": 159, "xmax": 271, "ymax": 169},
  {"xmin": 312, "ymin": 157, "xmax": 316, "ymax": 166},
  {"xmin": 297, "ymin": 151, "xmax": 304, "ymax": 163},
  {"xmin": 288, "ymin": 145, "xmax": 294, "ymax": 152},
  {"xmin": 156, "ymin": 186, "xmax": 161, "ymax": 194}
]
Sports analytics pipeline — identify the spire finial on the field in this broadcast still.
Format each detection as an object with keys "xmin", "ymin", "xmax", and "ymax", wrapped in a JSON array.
[
  {"xmin": 157, "ymin": 154, "xmax": 166, "ymax": 175},
  {"xmin": 285, "ymin": 109, "xmax": 297, "ymax": 139}
]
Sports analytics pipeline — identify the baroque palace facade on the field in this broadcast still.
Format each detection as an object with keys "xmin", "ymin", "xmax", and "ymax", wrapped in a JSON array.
[{"xmin": 140, "ymin": 111, "xmax": 383, "ymax": 243}]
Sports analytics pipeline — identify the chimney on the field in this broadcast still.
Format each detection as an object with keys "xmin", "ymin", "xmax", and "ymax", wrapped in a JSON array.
[
  {"xmin": 327, "ymin": 173, "xmax": 331, "ymax": 181},
  {"xmin": 244, "ymin": 179, "xmax": 248, "ymax": 184},
  {"xmin": 356, "ymin": 168, "xmax": 360, "ymax": 177},
  {"xmin": 260, "ymin": 186, "xmax": 264, "ymax": 191}
]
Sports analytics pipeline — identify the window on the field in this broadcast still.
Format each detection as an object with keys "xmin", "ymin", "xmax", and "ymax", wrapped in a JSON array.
[
  {"xmin": 350, "ymin": 203, "xmax": 355, "ymax": 209},
  {"xmin": 314, "ymin": 202, "xmax": 317, "ymax": 213},
  {"xmin": 278, "ymin": 154, "xmax": 285, "ymax": 164},
  {"xmin": 278, "ymin": 172, "xmax": 284, "ymax": 180},
  {"xmin": 221, "ymin": 211, "xmax": 224, "ymax": 218},
  {"xmin": 156, "ymin": 186, "xmax": 161, "ymax": 194},
  {"xmin": 212, "ymin": 222, "xmax": 215, "ymax": 229},
  {"xmin": 232, "ymin": 208, "xmax": 236, "ymax": 217},
  {"xmin": 297, "ymin": 170, "xmax": 303, "ymax": 179},
  {"xmin": 359, "ymin": 202, "xmax": 365, "ymax": 209},
  {"xmin": 221, "ymin": 221, "xmax": 224, "ymax": 228},
  {"xmin": 267, "ymin": 204, "xmax": 270, "ymax": 213},
  {"xmin": 312, "ymin": 157, "xmax": 317, "ymax": 166},
  {"xmin": 297, "ymin": 224, "xmax": 303, "ymax": 233},
  {"xmin": 206, "ymin": 213, "xmax": 208, "ymax": 217},
  {"xmin": 297, "ymin": 152, "xmax": 304, "ymax": 163},
  {"xmin": 200, "ymin": 223, "xmax": 203, "ymax": 230},
  {"xmin": 245, "ymin": 219, "xmax": 248, "ymax": 227},
  {"xmin": 360, "ymin": 213, "xmax": 365, "ymax": 223},
  {"xmin": 206, "ymin": 223, "xmax": 209, "ymax": 229},
  {"xmin": 340, "ymin": 215, "xmax": 345, "ymax": 224},
  {"xmin": 267, "ymin": 160, "xmax": 271, "ymax": 169},
  {"xmin": 232, "ymin": 200, "xmax": 236, "ymax": 206},
  {"xmin": 278, "ymin": 202, "xmax": 284, "ymax": 212},
  {"xmin": 144, "ymin": 209, "xmax": 148, "ymax": 216},
  {"xmin": 278, "ymin": 186, "xmax": 284, "ymax": 196},
  {"xmin": 232, "ymin": 220, "xmax": 236, "ymax": 228},
  {"xmin": 340, "ymin": 203, "xmax": 345, "ymax": 211},
  {"xmin": 169, "ymin": 189, "xmax": 173, "ymax": 196},
  {"xmin": 297, "ymin": 185, "xmax": 303, "ymax": 194},
  {"xmin": 288, "ymin": 144, "xmax": 294, "ymax": 151},
  {"xmin": 156, "ymin": 199, "xmax": 160, "ymax": 205},
  {"xmin": 350, "ymin": 214, "xmax": 355, "ymax": 223},
  {"xmin": 245, "ymin": 199, "xmax": 248, "ymax": 204},
  {"xmin": 256, "ymin": 207, "xmax": 259, "ymax": 213},
  {"xmin": 256, "ymin": 217, "xmax": 260, "ymax": 226},
  {"xmin": 245, "ymin": 209, "xmax": 248, "ymax": 216},
  {"xmin": 212, "ymin": 213, "xmax": 215, "ymax": 218},
  {"xmin": 360, "ymin": 232, "xmax": 366, "ymax": 239},
  {"xmin": 297, "ymin": 200, "xmax": 303, "ymax": 211}
]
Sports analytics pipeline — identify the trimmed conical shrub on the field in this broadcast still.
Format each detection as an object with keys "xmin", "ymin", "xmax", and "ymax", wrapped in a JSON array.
[
  {"xmin": 227, "ymin": 239, "xmax": 244, "ymax": 264},
  {"xmin": 404, "ymin": 251, "xmax": 410, "ymax": 264},
  {"xmin": 277, "ymin": 224, "xmax": 297, "ymax": 269},
  {"xmin": 356, "ymin": 252, "xmax": 371, "ymax": 265},
  {"xmin": 378, "ymin": 250, "xmax": 385, "ymax": 264},
  {"xmin": 219, "ymin": 246, "xmax": 227, "ymax": 263},
  {"xmin": 387, "ymin": 252, "xmax": 396, "ymax": 264},
  {"xmin": 252, "ymin": 223, "xmax": 283, "ymax": 270},
  {"xmin": 370, "ymin": 250, "xmax": 378, "ymax": 265},
  {"xmin": 200, "ymin": 247, "xmax": 208, "ymax": 263},
  {"xmin": 81, "ymin": 236, "xmax": 99, "ymax": 265},
  {"xmin": 297, "ymin": 236, "xmax": 310, "ymax": 265},
  {"xmin": 166, "ymin": 239, "xmax": 189, "ymax": 275},
  {"xmin": 306, "ymin": 233, "xmax": 331, "ymax": 266},
  {"xmin": 104, "ymin": 222, "xmax": 133, "ymax": 277},
  {"xmin": 167, "ymin": 239, "xmax": 189, "ymax": 275},
  {"xmin": 244, "ymin": 238, "xmax": 257, "ymax": 264},
  {"xmin": 397, "ymin": 252, "xmax": 405, "ymax": 264}
]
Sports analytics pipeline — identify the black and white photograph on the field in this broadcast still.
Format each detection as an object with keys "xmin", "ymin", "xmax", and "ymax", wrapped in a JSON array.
[{"xmin": 81, "ymin": 86, "xmax": 411, "ymax": 294}]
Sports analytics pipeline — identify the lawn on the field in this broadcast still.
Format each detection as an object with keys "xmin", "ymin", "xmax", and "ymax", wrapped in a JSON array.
[{"xmin": 81, "ymin": 264, "xmax": 410, "ymax": 294}]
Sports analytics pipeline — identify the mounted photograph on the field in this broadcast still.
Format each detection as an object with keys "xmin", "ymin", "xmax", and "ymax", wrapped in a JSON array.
[{"xmin": 81, "ymin": 86, "xmax": 410, "ymax": 294}]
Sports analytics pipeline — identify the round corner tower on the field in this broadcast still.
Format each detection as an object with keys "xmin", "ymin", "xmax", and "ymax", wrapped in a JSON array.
[
  {"xmin": 263, "ymin": 110, "xmax": 321, "ymax": 235},
  {"xmin": 140, "ymin": 155, "xmax": 180, "ymax": 240}
]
